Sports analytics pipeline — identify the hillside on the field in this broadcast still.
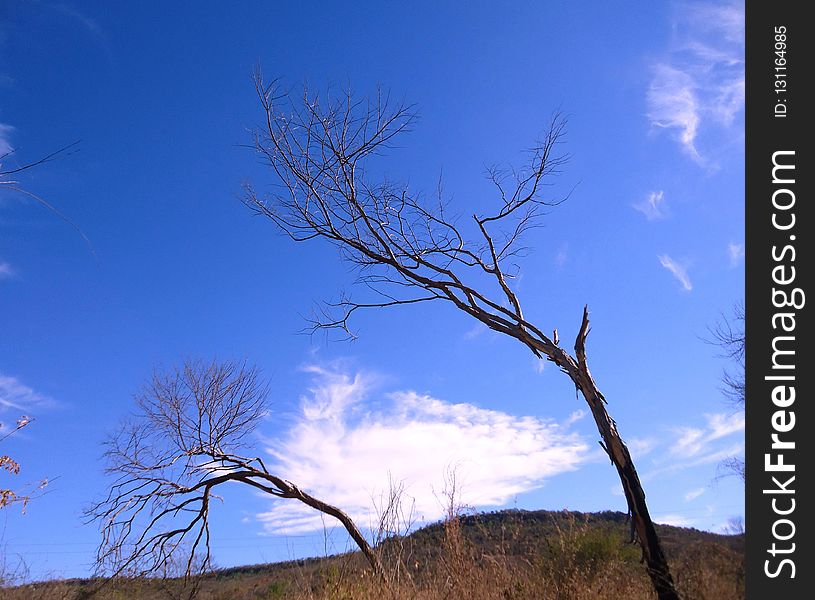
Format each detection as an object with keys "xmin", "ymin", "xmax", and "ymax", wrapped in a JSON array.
[{"xmin": 4, "ymin": 509, "xmax": 744, "ymax": 600}]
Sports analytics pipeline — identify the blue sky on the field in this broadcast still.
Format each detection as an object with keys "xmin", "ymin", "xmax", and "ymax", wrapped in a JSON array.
[{"xmin": 1, "ymin": 1, "xmax": 743, "ymax": 580}]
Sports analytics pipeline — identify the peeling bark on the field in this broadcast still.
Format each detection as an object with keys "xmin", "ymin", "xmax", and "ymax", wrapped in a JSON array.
[{"xmin": 537, "ymin": 307, "xmax": 679, "ymax": 600}]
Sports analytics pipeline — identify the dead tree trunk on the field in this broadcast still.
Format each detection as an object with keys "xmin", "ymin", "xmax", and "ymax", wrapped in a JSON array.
[
  {"xmin": 272, "ymin": 476, "xmax": 385, "ymax": 578},
  {"xmin": 245, "ymin": 79, "xmax": 681, "ymax": 599},
  {"xmin": 524, "ymin": 307, "xmax": 678, "ymax": 599}
]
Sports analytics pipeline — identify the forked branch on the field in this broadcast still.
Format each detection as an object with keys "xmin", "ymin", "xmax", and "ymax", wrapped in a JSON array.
[{"xmin": 244, "ymin": 77, "xmax": 680, "ymax": 599}]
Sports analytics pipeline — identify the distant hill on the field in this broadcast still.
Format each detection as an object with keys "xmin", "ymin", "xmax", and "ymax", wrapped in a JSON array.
[
  {"xmin": 4, "ymin": 509, "xmax": 744, "ymax": 600},
  {"xmin": 401, "ymin": 508, "xmax": 744, "ymax": 556}
]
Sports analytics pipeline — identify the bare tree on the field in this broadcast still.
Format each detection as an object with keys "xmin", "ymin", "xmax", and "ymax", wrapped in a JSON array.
[
  {"xmin": 87, "ymin": 360, "xmax": 384, "ymax": 580},
  {"xmin": 242, "ymin": 74, "xmax": 680, "ymax": 599},
  {"xmin": 709, "ymin": 302, "xmax": 745, "ymax": 407},
  {"xmin": 708, "ymin": 302, "xmax": 745, "ymax": 480}
]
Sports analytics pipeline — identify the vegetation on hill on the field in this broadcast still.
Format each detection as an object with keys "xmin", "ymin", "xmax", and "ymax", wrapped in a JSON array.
[{"xmin": 3, "ymin": 509, "xmax": 744, "ymax": 599}]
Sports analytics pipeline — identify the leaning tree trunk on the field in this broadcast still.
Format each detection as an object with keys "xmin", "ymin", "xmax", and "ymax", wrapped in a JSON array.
[
  {"xmin": 525, "ymin": 307, "xmax": 680, "ymax": 600},
  {"xmin": 246, "ymin": 83, "xmax": 679, "ymax": 597},
  {"xmin": 290, "ymin": 484, "xmax": 385, "ymax": 579},
  {"xmin": 248, "ymin": 471, "xmax": 385, "ymax": 580}
]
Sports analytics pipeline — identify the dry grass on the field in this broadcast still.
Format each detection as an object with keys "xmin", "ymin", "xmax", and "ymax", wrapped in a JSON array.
[{"xmin": 1, "ymin": 510, "xmax": 743, "ymax": 600}]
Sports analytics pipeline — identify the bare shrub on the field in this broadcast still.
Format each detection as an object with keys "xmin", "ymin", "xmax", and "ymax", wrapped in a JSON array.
[{"xmin": 86, "ymin": 360, "xmax": 383, "ymax": 580}]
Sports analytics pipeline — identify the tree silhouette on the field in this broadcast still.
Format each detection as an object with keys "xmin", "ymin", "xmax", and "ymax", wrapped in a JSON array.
[
  {"xmin": 241, "ymin": 75, "xmax": 680, "ymax": 599},
  {"xmin": 87, "ymin": 360, "xmax": 384, "ymax": 579},
  {"xmin": 708, "ymin": 302, "xmax": 745, "ymax": 480}
]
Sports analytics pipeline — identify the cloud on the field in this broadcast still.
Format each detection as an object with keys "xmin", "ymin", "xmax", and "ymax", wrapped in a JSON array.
[
  {"xmin": 674, "ymin": 427, "xmax": 705, "ymax": 456},
  {"xmin": 257, "ymin": 367, "xmax": 590, "ymax": 534},
  {"xmin": 642, "ymin": 412, "xmax": 744, "ymax": 478},
  {"xmin": 628, "ymin": 437, "xmax": 658, "ymax": 459},
  {"xmin": 728, "ymin": 242, "xmax": 744, "ymax": 267},
  {"xmin": 684, "ymin": 487, "xmax": 706, "ymax": 502},
  {"xmin": 0, "ymin": 373, "xmax": 52, "ymax": 417},
  {"xmin": 658, "ymin": 254, "xmax": 692, "ymax": 291},
  {"xmin": 0, "ymin": 261, "xmax": 15, "ymax": 279},
  {"xmin": 565, "ymin": 410, "xmax": 586, "ymax": 426},
  {"xmin": 654, "ymin": 514, "xmax": 695, "ymax": 527},
  {"xmin": 646, "ymin": 1, "xmax": 744, "ymax": 163},
  {"xmin": 671, "ymin": 412, "xmax": 744, "ymax": 459},
  {"xmin": 706, "ymin": 412, "xmax": 745, "ymax": 440},
  {"xmin": 633, "ymin": 190, "xmax": 668, "ymax": 220},
  {"xmin": 671, "ymin": 413, "xmax": 744, "ymax": 462},
  {"xmin": 693, "ymin": 443, "xmax": 744, "ymax": 467},
  {"xmin": 647, "ymin": 67, "xmax": 701, "ymax": 159},
  {"xmin": 641, "ymin": 411, "xmax": 744, "ymax": 480},
  {"xmin": 680, "ymin": 2, "xmax": 744, "ymax": 46}
]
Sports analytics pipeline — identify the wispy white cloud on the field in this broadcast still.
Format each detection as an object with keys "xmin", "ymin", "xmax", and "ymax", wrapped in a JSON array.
[
  {"xmin": 684, "ymin": 487, "xmax": 706, "ymax": 502},
  {"xmin": 637, "ymin": 412, "xmax": 744, "ymax": 481},
  {"xmin": 710, "ymin": 78, "xmax": 745, "ymax": 127},
  {"xmin": 628, "ymin": 437, "xmax": 658, "ymax": 459},
  {"xmin": 706, "ymin": 412, "xmax": 745, "ymax": 441},
  {"xmin": 646, "ymin": 1, "xmax": 744, "ymax": 163},
  {"xmin": 660, "ymin": 505, "xmax": 724, "ymax": 530},
  {"xmin": 0, "ymin": 373, "xmax": 52, "ymax": 417},
  {"xmin": 639, "ymin": 411, "xmax": 744, "ymax": 482},
  {"xmin": 680, "ymin": 1, "xmax": 744, "ymax": 46},
  {"xmin": 655, "ymin": 514, "xmax": 695, "ymax": 527},
  {"xmin": 671, "ymin": 412, "xmax": 744, "ymax": 459},
  {"xmin": 688, "ymin": 443, "xmax": 744, "ymax": 468},
  {"xmin": 633, "ymin": 190, "xmax": 668, "ymax": 220},
  {"xmin": 565, "ymin": 409, "xmax": 586, "ymax": 426},
  {"xmin": 658, "ymin": 254, "xmax": 692, "ymax": 291},
  {"xmin": 728, "ymin": 242, "xmax": 744, "ymax": 267},
  {"xmin": 0, "ymin": 260, "xmax": 15, "ymax": 279},
  {"xmin": 257, "ymin": 367, "xmax": 590, "ymax": 534},
  {"xmin": 647, "ymin": 66, "xmax": 701, "ymax": 159},
  {"xmin": 674, "ymin": 427, "xmax": 705, "ymax": 457}
]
